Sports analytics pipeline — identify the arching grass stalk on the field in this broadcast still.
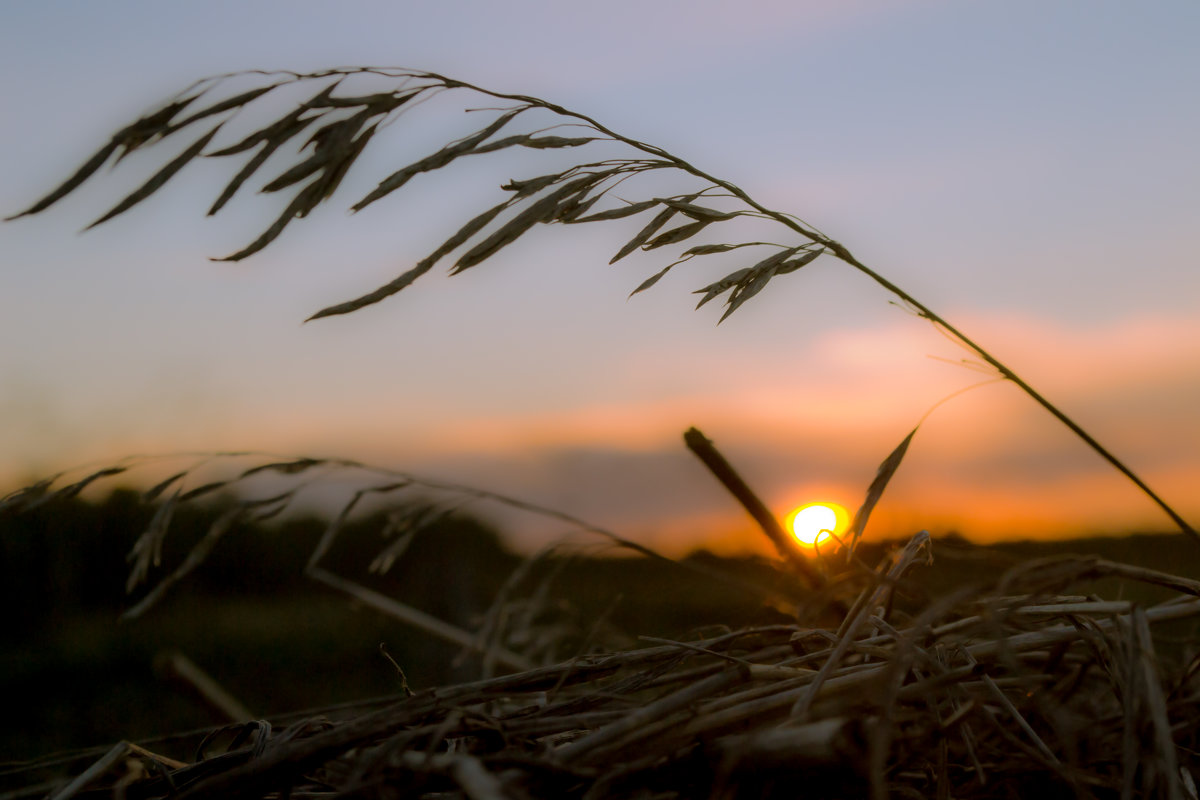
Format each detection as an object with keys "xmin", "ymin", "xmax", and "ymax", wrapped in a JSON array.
[{"xmin": 6, "ymin": 66, "xmax": 1193, "ymax": 542}]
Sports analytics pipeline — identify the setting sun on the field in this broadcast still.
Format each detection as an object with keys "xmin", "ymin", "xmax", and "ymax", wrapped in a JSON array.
[{"xmin": 787, "ymin": 502, "xmax": 849, "ymax": 549}]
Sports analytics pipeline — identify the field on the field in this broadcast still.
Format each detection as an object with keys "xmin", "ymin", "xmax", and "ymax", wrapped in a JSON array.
[{"xmin": 4, "ymin": 489, "xmax": 1200, "ymax": 799}]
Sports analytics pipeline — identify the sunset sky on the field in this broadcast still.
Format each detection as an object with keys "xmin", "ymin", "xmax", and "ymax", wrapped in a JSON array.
[{"xmin": 2, "ymin": 2, "xmax": 1197, "ymax": 554}]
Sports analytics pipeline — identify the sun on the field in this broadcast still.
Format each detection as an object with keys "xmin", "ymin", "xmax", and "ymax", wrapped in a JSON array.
[{"xmin": 786, "ymin": 502, "xmax": 849, "ymax": 550}]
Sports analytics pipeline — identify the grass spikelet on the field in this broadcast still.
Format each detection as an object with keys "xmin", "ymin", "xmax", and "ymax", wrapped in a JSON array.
[
  {"xmin": 351, "ymin": 107, "xmax": 527, "ymax": 213},
  {"xmin": 165, "ymin": 84, "xmax": 280, "ymax": 132},
  {"xmin": 567, "ymin": 197, "xmax": 660, "ymax": 223},
  {"xmin": 453, "ymin": 174, "xmax": 601, "ymax": 272},
  {"xmin": 85, "ymin": 124, "xmax": 223, "ymax": 229},
  {"xmin": 609, "ymin": 204, "xmax": 681, "ymax": 264}
]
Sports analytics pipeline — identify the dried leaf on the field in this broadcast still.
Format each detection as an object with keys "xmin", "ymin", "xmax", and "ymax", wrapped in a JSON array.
[
  {"xmin": 85, "ymin": 124, "xmax": 224, "ymax": 229},
  {"xmin": 352, "ymin": 108, "xmax": 525, "ymax": 212},
  {"xmin": 453, "ymin": 175, "xmax": 597, "ymax": 272},
  {"xmin": 847, "ymin": 427, "xmax": 918, "ymax": 549}
]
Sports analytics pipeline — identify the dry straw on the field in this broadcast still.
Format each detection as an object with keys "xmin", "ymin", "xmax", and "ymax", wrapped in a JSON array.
[{"xmin": 3, "ymin": 451, "xmax": 1200, "ymax": 799}]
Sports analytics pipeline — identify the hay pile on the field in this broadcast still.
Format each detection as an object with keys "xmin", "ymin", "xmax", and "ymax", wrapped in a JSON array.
[{"xmin": 10, "ymin": 532, "xmax": 1200, "ymax": 800}]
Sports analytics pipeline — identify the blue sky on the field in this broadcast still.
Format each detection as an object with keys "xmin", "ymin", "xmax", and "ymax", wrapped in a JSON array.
[{"xmin": 2, "ymin": 2, "xmax": 1198, "ymax": 550}]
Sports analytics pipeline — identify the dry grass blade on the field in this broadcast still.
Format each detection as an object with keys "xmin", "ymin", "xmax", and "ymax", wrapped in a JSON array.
[
  {"xmin": 1127, "ymin": 606, "xmax": 1183, "ymax": 799},
  {"xmin": 84, "ymin": 124, "xmax": 223, "ymax": 230},
  {"xmin": 308, "ymin": 567, "xmax": 533, "ymax": 671},
  {"xmin": 682, "ymin": 426, "xmax": 822, "ymax": 589},
  {"xmin": 847, "ymin": 427, "xmax": 918, "ymax": 551}
]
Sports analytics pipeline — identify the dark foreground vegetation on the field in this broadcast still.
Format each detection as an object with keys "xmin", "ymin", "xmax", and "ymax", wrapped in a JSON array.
[{"xmin": 4, "ymin": 490, "xmax": 1199, "ymax": 799}]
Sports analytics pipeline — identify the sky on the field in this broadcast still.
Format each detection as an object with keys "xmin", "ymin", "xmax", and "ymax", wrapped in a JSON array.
[{"xmin": 1, "ymin": 1, "xmax": 1198, "ymax": 554}]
